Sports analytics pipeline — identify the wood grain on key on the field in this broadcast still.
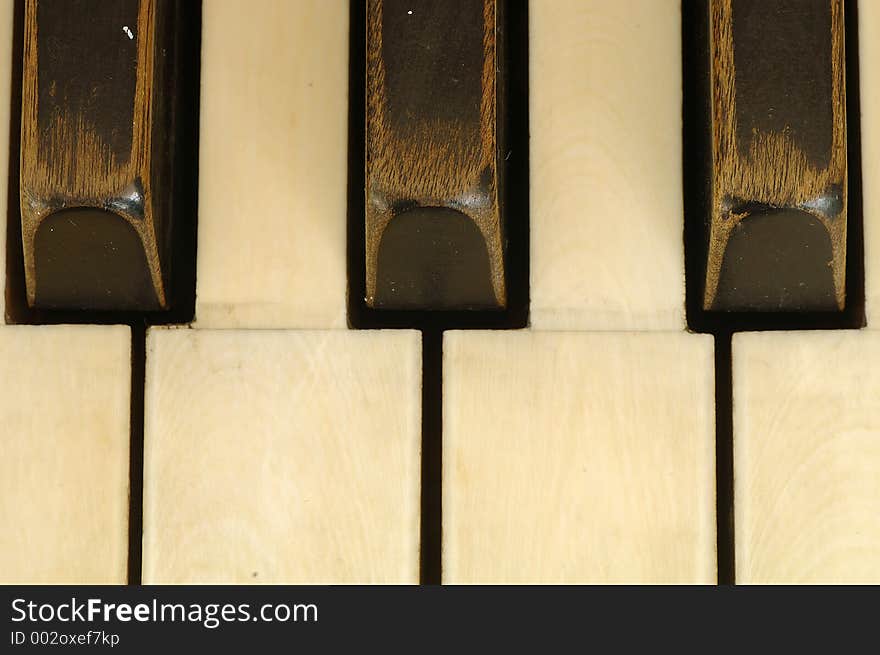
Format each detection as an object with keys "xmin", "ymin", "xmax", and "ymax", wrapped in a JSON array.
[
  {"xmin": 705, "ymin": 0, "xmax": 847, "ymax": 312},
  {"xmin": 19, "ymin": 0, "xmax": 176, "ymax": 310},
  {"xmin": 365, "ymin": 0, "xmax": 505, "ymax": 310}
]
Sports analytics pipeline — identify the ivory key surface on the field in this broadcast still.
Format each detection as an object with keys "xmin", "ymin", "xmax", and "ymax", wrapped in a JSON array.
[
  {"xmin": 0, "ymin": 325, "xmax": 131, "ymax": 583},
  {"xmin": 196, "ymin": 0, "xmax": 349, "ymax": 329},
  {"xmin": 529, "ymin": 0, "xmax": 685, "ymax": 330},
  {"xmin": 860, "ymin": 1, "xmax": 880, "ymax": 327},
  {"xmin": 443, "ymin": 330, "xmax": 716, "ymax": 583},
  {"xmin": 734, "ymin": 331, "xmax": 880, "ymax": 583},
  {"xmin": 143, "ymin": 328, "xmax": 421, "ymax": 583}
]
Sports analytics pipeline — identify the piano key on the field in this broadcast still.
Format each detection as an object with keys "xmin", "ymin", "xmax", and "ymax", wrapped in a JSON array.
[
  {"xmin": 733, "ymin": 330, "xmax": 880, "ymax": 583},
  {"xmin": 0, "ymin": 0, "xmax": 10, "ymax": 319},
  {"xmin": 861, "ymin": 0, "xmax": 880, "ymax": 326},
  {"xmin": 195, "ymin": 0, "xmax": 349, "ymax": 328},
  {"xmin": 143, "ymin": 328, "xmax": 421, "ymax": 583},
  {"xmin": 702, "ymin": 0, "xmax": 847, "ymax": 312},
  {"xmin": 364, "ymin": 0, "xmax": 506, "ymax": 310},
  {"xmin": 0, "ymin": 325, "xmax": 130, "ymax": 583},
  {"xmin": 18, "ymin": 0, "xmax": 187, "ymax": 311},
  {"xmin": 443, "ymin": 330, "xmax": 716, "ymax": 583},
  {"xmin": 529, "ymin": 0, "xmax": 685, "ymax": 330}
]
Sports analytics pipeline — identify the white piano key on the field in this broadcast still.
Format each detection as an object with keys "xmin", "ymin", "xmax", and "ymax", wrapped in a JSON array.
[
  {"xmin": 0, "ymin": 0, "xmax": 12, "ymax": 319},
  {"xmin": 734, "ymin": 331, "xmax": 880, "ymax": 583},
  {"xmin": 195, "ymin": 0, "xmax": 349, "ymax": 329},
  {"xmin": 0, "ymin": 325, "xmax": 131, "ymax": 583},
  {"xmin": 143, "ymin": 328, "xmax": 421, "ymax": 583},
  {"xmin": 443, "ymin": 330, "xmax": 715, "ymax": 583},
  {"xmin": 529, "ymin": 0, "xmax": 685, "ymax": 331},
  {"xmin": 860, "ymin": 3, "xmax": 880, "ymax": 327}
]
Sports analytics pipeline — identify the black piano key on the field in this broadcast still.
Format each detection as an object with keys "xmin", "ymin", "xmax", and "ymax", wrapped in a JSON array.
[
  {"xmin": 16, "ymin": 0, "xmax": 193, "ymax": 313},
  {"xmin": 703, "ymin": 0, "xmax": 848, "ymax": 312},
  {"xmin": 364, "ymin": 0, "xmax": 506, "ymax": 311}
]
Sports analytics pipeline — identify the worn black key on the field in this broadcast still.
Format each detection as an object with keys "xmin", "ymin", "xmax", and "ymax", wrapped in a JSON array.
[
  {"xmin": 19, "ymin": 0, "xmax": 186, "ymax": 311},
  {"xmin": 365, "ymin": 0, "xmax": 506, "ymax": 310},
  {"xmin": 704, "ymin": 0, "xmax": 847, "ymax": 312}
]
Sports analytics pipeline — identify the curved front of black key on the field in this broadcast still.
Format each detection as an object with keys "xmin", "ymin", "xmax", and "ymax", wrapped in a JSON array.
[
  {"xmin": 18, "ymin": 0, "xmax": 188, "ymax": 312},
  {"xmin": 365, "ymin": 0, "xmax": 505, "ymax": 311},
  {"xmin": 375, "ymin": 206, "xmax": 497, "ymax": 309}
]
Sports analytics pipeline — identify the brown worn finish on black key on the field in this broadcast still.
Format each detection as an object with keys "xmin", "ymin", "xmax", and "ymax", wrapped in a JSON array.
[
  {"xmin": 705, "ymin": 0, "xmax": 847, "ymax": 312},
  {"xmin": 19, "ymin": 0, "xmax": 180, "ymax": 311},
  {"xmin": 365, "ymin": 0, "xmax": 505, "ymax": 310}
]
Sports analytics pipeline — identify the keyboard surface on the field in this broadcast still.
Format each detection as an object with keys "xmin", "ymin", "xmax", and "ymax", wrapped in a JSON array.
[{"xmin": 1, "ymin": 0, "xmax": 878, "ymax": 585}]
